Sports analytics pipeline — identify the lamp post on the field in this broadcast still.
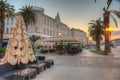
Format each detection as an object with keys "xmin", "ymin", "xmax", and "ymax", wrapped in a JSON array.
[{"xmin": 29, "ymin": 35, "xmax": 40, "ymax": 53}]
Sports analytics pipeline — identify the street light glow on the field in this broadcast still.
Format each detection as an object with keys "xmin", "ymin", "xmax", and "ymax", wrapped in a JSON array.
[
  {"xmin": 58, "ymin": 32, "xmax": 62, "ymax": 36},
  {"xmin": 105, "ymin": 27, "xmax": 117, "ymax": 32}
]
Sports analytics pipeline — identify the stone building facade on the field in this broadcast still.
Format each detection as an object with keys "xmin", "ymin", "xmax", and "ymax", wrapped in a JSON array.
[
  {"xmin": 3, "ymin": 6, "xmax": 88, "ymax": 45},
  {"xmin": 71, "ymin": 28, "xmax": 88, "ymax": 45},
  {"xmin": 3, "ymin": 6, "xmax": 71, "ymax": 40}
]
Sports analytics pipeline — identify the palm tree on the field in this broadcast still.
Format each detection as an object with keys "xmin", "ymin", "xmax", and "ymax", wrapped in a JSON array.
[
  {"xmin": 0, "ymin": 0, "xmax": 14, "ymax": 48},
  {"xmin": 20, "ymin": 5, "xmax": 36, "ymax": 31},
  {"xmin": 88, "ymin": 18, "xmax": 104, "ymax": 50},
  {"xmin": 95, "ymin": 0, "xmax": 120, "ymax": 55}
]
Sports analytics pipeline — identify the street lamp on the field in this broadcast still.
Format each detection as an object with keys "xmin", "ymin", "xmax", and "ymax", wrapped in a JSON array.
[
  {"xmin": 105, "ymin": 27, "xmax": 117, "ymax": 32},
  {"xmin": 105, "ymin": 27, "xmax": 117, "ymax": 41},
  {"xmin": 29, "ymin": 35, "xmax": 40, "ymax": 53},
  {"xmin": 58, "ymin": 32, "xmax": 62, "ymax": 36}
]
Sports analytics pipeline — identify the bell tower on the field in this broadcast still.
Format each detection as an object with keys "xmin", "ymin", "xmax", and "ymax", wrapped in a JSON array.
[{"xmin": 55, "ymin": 12, "xmax": 60, "ymax": 22}]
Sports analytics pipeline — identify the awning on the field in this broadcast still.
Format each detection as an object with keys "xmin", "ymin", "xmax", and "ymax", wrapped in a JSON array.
[
  {"xmin": 28, "ymin": 32, "xmax": 51, "ymax": 38},
  {"xmin": 43, "ymin": 36, "xmax": 79, "ymax": 42}
]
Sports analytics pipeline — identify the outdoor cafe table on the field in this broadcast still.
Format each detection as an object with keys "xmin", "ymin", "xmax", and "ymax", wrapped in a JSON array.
[{"xmin": 12, "ymin": 68, "xmax": 37, "ymax": 80}]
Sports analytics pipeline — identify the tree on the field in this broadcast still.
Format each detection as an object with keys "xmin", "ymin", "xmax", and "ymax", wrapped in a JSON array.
[
  {"xmin": 88, "ymin": 18, "xmax": 104, "ymax": 50},
  {"xmin": 20, "ymin": 5, "xmax": 36, "ymax": 31},
  {"xmin": 0, "ymin": 0, "xmax": 14, "ymax": 48},
  {"xmin": 95, "ymin": 0, "xmax": 120, "ymax": 55}
]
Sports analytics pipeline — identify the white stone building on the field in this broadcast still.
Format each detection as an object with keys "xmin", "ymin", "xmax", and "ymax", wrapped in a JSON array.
[
  {"xmin": 3, "ymin": 6, "xmax": 71, "ymax": 40},
  {"xmin": 3, "ymin": 6, "xmax": 88, "ymax": 48},
  {"xmin": 71, "ymin": 28, "xmax": 88, "ymax": 45}
]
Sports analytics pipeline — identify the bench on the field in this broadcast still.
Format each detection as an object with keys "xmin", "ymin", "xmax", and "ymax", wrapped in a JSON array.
[
  {"xmin": 0, "ymin": 78, "xmax": 7, "ymax": 80},
  {"xmin": 45, "ymin": 59, "xmax": 54, "ymax": 68},
  {"xmin": 30, "ymin": 63, "xmax": 46, "ymax": 74},
  {"xmin": 12, "ymin": 68, "xmax": 37, "ymax": 80},
  {"xmin": 38, "ymin": 63, "xmax": 46, "ymax": 71},
  {"xmin": 46, "ymin": 59, "xmax": 54, "ymax": 65},
  {"xmin": 0, "ymin": 63, "xmax": 15, "ymax": 75}
]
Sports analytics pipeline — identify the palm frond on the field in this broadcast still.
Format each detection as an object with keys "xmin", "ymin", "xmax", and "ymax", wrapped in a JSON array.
[
  {"xmin": 20, "ymin": 5, "xmax": 36, "ymax": 27},
  {"xmin": 110, "ymin": 15, "xmax": 118, "ymax": 28},
  {"xmin": 94, "ymin": 0, "xmax": 96, "ymax": 3},
  {"xmin": 106, "ymin": 0, "xmax": 112, "ymax": 10},
  {"xmin": 0, "ymin": 0, "xmax": 14, "ymax": 17},
  {"xmin": 103, "ymin": 7, "xmax": 106, "ymax": 12},
  {"xmin": 111, "ymin": 10, "xmax": 120, "ymax": 18},
  {"xmin": 88, "ymin": 18, "xmax": 104, "ymax": 42}
]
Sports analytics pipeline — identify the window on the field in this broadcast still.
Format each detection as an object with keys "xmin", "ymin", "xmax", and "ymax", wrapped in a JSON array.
[
  {"xmin": 56, "ymin": 32, "xmax": 57, "ymax": 35},
  {"xmin": 36, "ymin": 16, "xmax": 39, "ymax": 23},
  {"xmin": 44, "ymin": 28, "xmax": 46, "ymax": 34},
  {"xmin": 56, "ymin": 23, "xmax": 59, "ymax": 29},
  {"xmin": 50, "ymin": 30, "xmax": 52, "ymax": 35},
  {"xmin": 44, "ymin": 19, "xmax": 46, "ymax": 25},
  {"xmin": 6, "ymin": 28, "xmax": 9, "ymax": 34},
  {"xmin": 7, "ymin": 18, "xmax": 9, "ymax": 25},
  {"xmin": 11, "ymin": 28, "xmax": 12, "ymax": 32},
  {"xmin": 35, "ymin": 26, "xmax": 38, "ymax": 32},
  {"xmin": 53, "ymin": 31, "xmax": 55, "ymax": 36},
  {"xmin": 47, "ymin": 29, "xmax": 49, "ymax": 35},
  {"xmin": 53, "ymin": 23, "xmax": 54, "ymax": 28},
  {"xmin": 47, "ymin": 20, "xmax": 49, "ymax": 26},
  {"xmin": 50, "ymin": 22, "xmax": 52, "ymax": 27},
  {"xmin": 11, "ymin": 18, "xmax": 13, "ymax": 24}
]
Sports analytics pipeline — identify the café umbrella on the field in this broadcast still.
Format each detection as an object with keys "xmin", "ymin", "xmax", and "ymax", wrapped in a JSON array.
[{"xmin": 1, "ymin": 15, "xmax": 36, "ymax": 65}]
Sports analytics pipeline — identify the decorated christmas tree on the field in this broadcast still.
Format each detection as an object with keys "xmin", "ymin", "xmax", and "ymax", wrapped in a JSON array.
[{"xmin": 1, "ymin": 15, "xmax": 36, "ymax": 65}]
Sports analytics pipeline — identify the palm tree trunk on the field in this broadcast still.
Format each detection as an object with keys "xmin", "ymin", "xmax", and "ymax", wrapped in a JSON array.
[
  {"xmin": 103, "ymin": 11, "xmax": 111, "ymax": 55},
  {"xmin": 96, "ymin": 26, "xmax": 101, "ymax": 50},
  {"xmin": 0, "ymin": 13, "xmax": 4, "ymax": 48},
  {"xmin": 96, "ymin": 36, "xmax": 101, "ymax": 50},
  {"xmin": 25, "ymin": 21, "xmax": 28, "ymax": 31}
]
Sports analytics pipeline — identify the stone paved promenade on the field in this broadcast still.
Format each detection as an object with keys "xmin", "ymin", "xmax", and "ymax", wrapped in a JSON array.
[{"xmin": 34, "ymin": 48, "xmax": 120, "ymax": 80}]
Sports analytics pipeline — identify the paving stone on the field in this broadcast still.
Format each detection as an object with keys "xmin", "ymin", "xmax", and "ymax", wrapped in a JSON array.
[{"xmin": 34, "ymin": 49, "xmax": 120, "ymax": 80}]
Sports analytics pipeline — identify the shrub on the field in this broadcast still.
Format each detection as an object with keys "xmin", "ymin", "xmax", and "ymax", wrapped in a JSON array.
[
  {"xmin": 0, "ymin": 47, "xmax": 6, "ymax": 53},
  {"xmin": 56, "ymin": 44, "xmax": 64, "ymax": 50},
  {"xmin": 90, "ymin": 50, "xmax": 104, "ymax": 55}
]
